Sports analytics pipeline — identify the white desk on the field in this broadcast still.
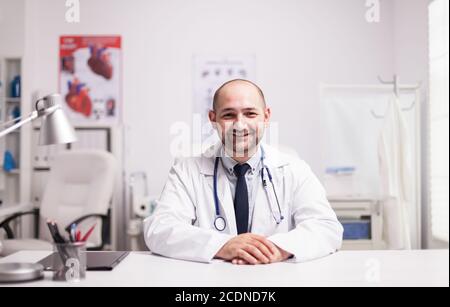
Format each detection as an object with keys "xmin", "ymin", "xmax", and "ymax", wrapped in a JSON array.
[{"xmin": 0, "ymin": 250, "xmax": 448, "ymax": 287}]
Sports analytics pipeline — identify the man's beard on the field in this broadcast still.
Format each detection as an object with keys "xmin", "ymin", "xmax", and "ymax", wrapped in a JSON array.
[{"xmin": 223, "ymin": 131, "xmax": 259, "ymax": 158}]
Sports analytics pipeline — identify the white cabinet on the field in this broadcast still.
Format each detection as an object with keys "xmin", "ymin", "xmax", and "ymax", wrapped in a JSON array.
[{"xmin": 330, "ymin": 198, "xmax": 384, "ymax": 250}]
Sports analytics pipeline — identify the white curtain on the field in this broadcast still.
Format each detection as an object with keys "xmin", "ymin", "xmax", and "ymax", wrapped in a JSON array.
[{"xmin": 429, "ymin": 0, "xmax": 449, "ymax": 243}]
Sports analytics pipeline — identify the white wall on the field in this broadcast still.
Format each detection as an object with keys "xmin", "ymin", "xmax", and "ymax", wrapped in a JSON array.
[
  {"xmin": 394, "ymin": 0, "xmax": 431, "ymax": 85},
  {"xmin": 0, "ymin": 0, "xmax": 25, "ymax": 57},
  {"xmin": 21, "ymin": 0, "xmax": 400, "ymax": 196}
]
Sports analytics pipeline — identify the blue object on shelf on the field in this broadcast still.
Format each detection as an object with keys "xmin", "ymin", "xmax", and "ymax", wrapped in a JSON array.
[
  {"xmin": 12, "ymin": 106, "xmax": 21, "ymax": 124},
  {"xmin": 11, "ymin": 75, "xmax": 21, "ymax": 98},
  {"xmin": 325, "ymin": 166, "xmax": 356, "ymax": 175},
  {"xmin": 340, "ymin": 219, "xmax": 371, "ymax": 240},
  {"xmin": 3, "ymin": 150, "xmax": 17, "ymax": 172}
]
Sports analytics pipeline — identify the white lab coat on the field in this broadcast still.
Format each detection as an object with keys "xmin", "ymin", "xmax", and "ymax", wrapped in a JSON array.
[
  {"xmin": 144, "ymin": 143, "xmax": 343, "ymax": 263},
  {"xmin": 378, "ymin": 97, "xmax": 412, "ymax": 249}
]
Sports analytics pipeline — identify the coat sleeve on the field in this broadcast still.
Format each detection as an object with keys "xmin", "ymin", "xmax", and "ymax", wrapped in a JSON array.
[
  {"xmin": 267, "ymin": 160, "xmax": 343, "ymax": 262},
  {"xmin": 144, "ymin": 159, "xmax": 233, "ymax": 263}
]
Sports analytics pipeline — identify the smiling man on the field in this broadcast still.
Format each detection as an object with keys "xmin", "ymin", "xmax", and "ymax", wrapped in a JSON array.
[{"xmin": 144, "ymin": 79, "xmax": 343, "ymax": 264}]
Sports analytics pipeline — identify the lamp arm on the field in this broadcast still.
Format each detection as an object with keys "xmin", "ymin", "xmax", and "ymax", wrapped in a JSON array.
[{"xmin": 0, "ymin": 111, "xmax": 38, "ymax": 138}]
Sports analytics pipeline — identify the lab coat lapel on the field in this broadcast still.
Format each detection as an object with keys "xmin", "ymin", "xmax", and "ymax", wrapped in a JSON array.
[
  {"xmin": 262, "ymin": 143, "xmax": 288, "ymax": 170},
  {"xmin": 252, "ymin": 144, "xmax": 290, "ymax": 235},
  {"xmin": 251, "ymin": 181, "xmax": 277, "ymax": 236}
]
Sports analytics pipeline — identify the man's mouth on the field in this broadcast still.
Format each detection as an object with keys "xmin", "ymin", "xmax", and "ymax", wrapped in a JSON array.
[
  {"xmin": 232, "ymin": 130, "xmax": 251, "ymax": 137},
  {"xmin": 233, "ymin": 133, "xmax": 249, "ymax": 137}
]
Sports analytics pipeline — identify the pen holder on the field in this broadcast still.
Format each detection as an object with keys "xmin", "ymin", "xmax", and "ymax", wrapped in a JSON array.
[{"xmin": 52, "ymin": 242, "xmax": 87, "ymax": 282}]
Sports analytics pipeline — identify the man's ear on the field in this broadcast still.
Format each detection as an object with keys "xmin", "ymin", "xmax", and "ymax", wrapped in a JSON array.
[
  {"xmin": 208, "ymin": 110, "xmax": 217, "ymax": 128},
  {"xmin": 264, "ymin": 107, "xmax": 272, "ymax": 127}
]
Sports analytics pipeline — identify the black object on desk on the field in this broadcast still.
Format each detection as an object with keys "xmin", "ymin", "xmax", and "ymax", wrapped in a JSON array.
[{"xmin": 37, "ymin": 251, "xmax": 129, "ymax": 271}]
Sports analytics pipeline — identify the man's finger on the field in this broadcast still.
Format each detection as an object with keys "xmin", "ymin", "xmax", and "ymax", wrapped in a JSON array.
[
  {"xmin": 249, "ymin": 235, "xmax": 278, "ymax": 255},
  {"xmin": 237, "ymin": 249, "xmax": 259, "ymax": 265},
  {"xmin": 238, "ymin": 259, "xmax": 247, "ymax": 265},
  {"xmin": 244, "ymin": 244, "xmax": 269, "ymax": 264},
  {"xmin": 232, "ymin": 258, "xmax": 250, "ymax": 265},
  {"xmin": 250, "ymin": 239, "xmax": 275, "ymax": 261}
]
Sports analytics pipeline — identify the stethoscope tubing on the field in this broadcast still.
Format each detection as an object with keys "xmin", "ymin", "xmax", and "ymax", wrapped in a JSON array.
[{"xmin": 213, "ymin": 147, "xmax": 283, "ymax": 231}]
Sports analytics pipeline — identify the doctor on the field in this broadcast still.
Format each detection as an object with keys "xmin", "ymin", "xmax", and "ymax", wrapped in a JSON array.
[{"xmin": 144, "ymin": 79, "xmax": 343, "ymax": 264}]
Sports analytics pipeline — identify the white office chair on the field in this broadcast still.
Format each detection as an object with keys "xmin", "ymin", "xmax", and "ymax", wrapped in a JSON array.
[
  {"xmin": 0, "ymin": 150, "xmax": 116, "ymax": 257},
  {"xmin": 276, "ymin": 144, "xmax": 300, "ymax": 158}
]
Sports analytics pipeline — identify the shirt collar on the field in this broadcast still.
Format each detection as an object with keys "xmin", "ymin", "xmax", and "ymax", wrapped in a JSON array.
[{"xmin": 220, "ymin": 145, "xmax": 262, "ymax": 176}]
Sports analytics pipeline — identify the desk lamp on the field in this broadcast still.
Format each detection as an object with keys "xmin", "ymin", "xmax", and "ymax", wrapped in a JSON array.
[{"xmin": 0, "ymin": 93, "xmax": 76, "ymax": 283}]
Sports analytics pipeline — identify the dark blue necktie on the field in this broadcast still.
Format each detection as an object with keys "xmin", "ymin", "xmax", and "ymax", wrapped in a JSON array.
[{"xmin": 233, "ymin": 163, "xmax": 251, "ymax": 234}]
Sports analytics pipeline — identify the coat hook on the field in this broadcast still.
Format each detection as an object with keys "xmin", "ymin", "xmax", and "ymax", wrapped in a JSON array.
[{"xmin": 371, "ymin": 75, "xmax": 421, "ymax": 118}]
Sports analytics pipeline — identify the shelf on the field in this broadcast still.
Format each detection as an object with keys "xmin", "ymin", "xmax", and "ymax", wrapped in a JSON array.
[
  {"xmin": 343, "ymin": 239, "xmax": 373, "ymax": 244},
  {"xmin": 6, "ymin": 130, "xmax": 21, "ymax": 134},
  {"xmin": 5, "ymin": 97, "xmax": 21, "ymax": 103},
  {"xmin": 33, "ymin": 167, "xmax": 50, "ymax": 172}
]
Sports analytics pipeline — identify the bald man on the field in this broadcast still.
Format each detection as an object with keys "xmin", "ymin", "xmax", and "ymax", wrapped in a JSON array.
[{"xmin": 144, "ymin": 79, "xmax": 343, "ymax": 264}]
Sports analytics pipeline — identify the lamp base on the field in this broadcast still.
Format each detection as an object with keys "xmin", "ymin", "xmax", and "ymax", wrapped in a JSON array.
[{"xmin": 0, "ymin": 263, "xmax": 44, "ymax": 283}]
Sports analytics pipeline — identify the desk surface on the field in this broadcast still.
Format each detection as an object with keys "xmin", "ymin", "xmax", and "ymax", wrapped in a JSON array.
[{"xmin": 0, "ymin": 250, "xmax": 448, "ymax": 287}]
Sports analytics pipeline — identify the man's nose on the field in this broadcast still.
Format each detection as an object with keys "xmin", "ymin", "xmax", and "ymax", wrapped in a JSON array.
[{"xmin": 233, "ymin": 114, "xmax": 247, "ymax": 130}]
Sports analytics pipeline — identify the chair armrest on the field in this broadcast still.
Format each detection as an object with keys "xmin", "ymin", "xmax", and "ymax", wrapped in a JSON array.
[
  {"xmin": 0, "ymin": 208, "xmax": 40, "ymax": 239},
  {"xmin": 65, "ymin": 209, "xmax": 111, "ymax": 251}
]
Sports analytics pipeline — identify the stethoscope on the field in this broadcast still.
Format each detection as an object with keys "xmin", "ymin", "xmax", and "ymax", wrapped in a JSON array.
[{"xmin": 213, "ymin": 147, "xmax": 284, "ymax": 232}]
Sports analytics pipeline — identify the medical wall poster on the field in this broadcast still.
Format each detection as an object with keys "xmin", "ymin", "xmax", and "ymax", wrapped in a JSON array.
[
  {"xmin": 59, "ymin": 36, "xmax": 122, "ymax": 124},
  {"xmin": 193, "ymin": 55, "xmax": 256, "ymax": 145}
]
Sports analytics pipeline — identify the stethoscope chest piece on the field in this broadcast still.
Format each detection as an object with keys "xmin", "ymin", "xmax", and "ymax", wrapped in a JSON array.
[{"xmin": 214, "ymin": 216, "xmax": 226, "ymax": 231}]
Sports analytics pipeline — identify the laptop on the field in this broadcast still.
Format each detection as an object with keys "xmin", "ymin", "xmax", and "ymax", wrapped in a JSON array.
[{"xmin": 37, "ymin": 251, "xmax": 129, "ymax": 271}]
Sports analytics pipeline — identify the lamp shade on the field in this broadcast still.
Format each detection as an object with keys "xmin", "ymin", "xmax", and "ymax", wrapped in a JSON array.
[{"xmin": 38, "ymin": 94, "xmax": 77, "ymax": 145}]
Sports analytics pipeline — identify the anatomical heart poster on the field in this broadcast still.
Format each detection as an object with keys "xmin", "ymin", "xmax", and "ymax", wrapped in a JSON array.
[{"xmin": 59, "ymin": 36, "xmax": 121, "ymax": 124}]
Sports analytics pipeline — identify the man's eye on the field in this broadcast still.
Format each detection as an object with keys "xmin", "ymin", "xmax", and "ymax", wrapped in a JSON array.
[
  {"xmin": 246, "ymin": 112, "xmax": 257, "ymax": 116},
  {"xmin": 222, "ymin": 114, "xmax": 234, "ymax": 118}
]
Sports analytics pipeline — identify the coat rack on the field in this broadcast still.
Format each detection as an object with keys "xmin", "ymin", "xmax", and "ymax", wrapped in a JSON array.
[{"xmin": 370, "ymin": 74, "xmax": 422, "ymax": 118}]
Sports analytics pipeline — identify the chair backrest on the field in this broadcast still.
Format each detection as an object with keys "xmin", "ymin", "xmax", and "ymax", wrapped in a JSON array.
[
  {"xmin": 39, "ymin": 150, "xmax": 117, "ymax": 247},
  {"xmin": 276, "ymin": 144, "xmax": 300, "ymax": 158}
]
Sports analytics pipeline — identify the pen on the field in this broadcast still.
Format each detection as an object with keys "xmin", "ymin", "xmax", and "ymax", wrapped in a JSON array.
[
  {"xmin": 70, "ymin": 224, "xmax": 77, "ymax": 242},
  {"xmin": 46, "ymin": 220, "xmax": 69, "ymax": 263},
  {"xmin": 48, "ymin": 221, "xmax": 67, "ymax": 244},
  {"xmin": 53, "ymin": 222, "xmax": 67, "ymax": 243},
  {"xmin": 46, "ymin": 220, "xmax": 59, "ymax": 243},
  {"xmin": 81, "ymin": 223, "xmax": 96, "ymax": 242},
  {"xmin": 47, "ymin": 221, "xmax": 63, "ymax": 243}
]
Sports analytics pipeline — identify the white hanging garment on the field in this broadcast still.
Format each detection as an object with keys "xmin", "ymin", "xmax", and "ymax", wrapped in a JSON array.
[{"xmin": 378, "ymin": 96, "xmax": 412, "ymax": 249}]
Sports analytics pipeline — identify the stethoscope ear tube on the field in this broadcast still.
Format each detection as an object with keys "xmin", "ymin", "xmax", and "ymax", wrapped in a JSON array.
[
  {"xmin": 214, "ymin": 157, "xmax": 228, "ymax": 231},
  {"xmin": 268, "ymin": 167, "xmax": 284, "ymax": 222},
  {"xmin": 213, "ymin": 157, "xmax": 221, "ymax": 217}
]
